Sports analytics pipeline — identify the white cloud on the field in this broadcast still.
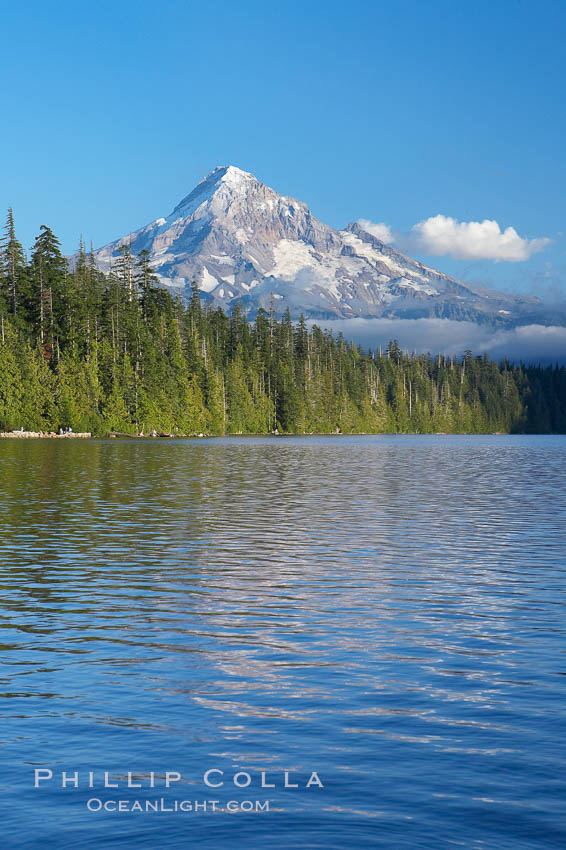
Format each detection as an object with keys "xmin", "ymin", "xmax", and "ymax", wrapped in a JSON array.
[
  {"xmin": 306, "ymin": 318, "xmax": 566, "ymax": 364},
  {"xmin": 411, "ymin": 215, "xmax": 551, "ymax": 261},
  {"xmin": 357, "ymin": 219, "xmax": 394, "ymax": 244},
  {"xmin": 358, "ymin": 215, "xmax": 552, "ymax": 262}
]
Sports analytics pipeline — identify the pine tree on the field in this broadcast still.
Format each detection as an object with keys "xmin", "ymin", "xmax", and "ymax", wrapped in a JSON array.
[
  {"xmin": 29, "ymin": 225, "xmax": 68, "ymax": 359},
  {"xmin": 1, "ymin": 209, "xmax": 28, "ymax": 327}
]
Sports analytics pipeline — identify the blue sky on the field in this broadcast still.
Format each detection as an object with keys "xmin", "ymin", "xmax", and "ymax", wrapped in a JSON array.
[{"xmin": 2, "ymin": 0, "xmax": 565, "ymax": 299}]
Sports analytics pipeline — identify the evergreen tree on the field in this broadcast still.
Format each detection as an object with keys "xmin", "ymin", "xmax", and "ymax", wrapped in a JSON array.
[
  {"xmin": 1, "ymin": 209, "xmax": 28, "ymax": 328},
  {"xmin": 29, "ymin": 225, "xmax": 68, "ymax": 358}
]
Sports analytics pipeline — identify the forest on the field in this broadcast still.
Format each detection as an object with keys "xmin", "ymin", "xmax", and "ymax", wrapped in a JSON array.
[{"xmin": 1, "ymin": 210, "xmax": 565, "ymax": 436}]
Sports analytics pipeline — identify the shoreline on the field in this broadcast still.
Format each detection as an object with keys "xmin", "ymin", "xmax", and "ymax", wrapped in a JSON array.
[
  {"xmin": 0, "ymin": 430, "xmax": 549, "ymax": 440},
  {"xmin": 0, "ymin": 431, "xmax": 92, "ymax": 439}
]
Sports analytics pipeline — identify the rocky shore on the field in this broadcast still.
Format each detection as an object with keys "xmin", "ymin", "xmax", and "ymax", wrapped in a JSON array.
[{"xmin": 0, "ymin": 431, "xmax": 91, "ymax": 439}]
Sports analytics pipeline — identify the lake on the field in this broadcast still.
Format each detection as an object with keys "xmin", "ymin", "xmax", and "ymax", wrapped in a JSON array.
[{"xmin": 0, "ymin": 435, "xmax": 565, "ymax": 849}]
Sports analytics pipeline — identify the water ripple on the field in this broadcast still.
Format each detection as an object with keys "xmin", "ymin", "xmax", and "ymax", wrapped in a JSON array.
[{"xmin": 0, "ymin": 435, "xmax": 565, "ymax": 849}]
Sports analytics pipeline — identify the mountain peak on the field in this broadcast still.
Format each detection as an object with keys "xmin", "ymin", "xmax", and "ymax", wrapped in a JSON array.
[
  {"xmin": 201, "ymin": 164, "xmax": 256, "ymax": 190},
  {"xmin": 170, "ymin": 165, "xmax": 257, "ymax": 219},
  {"xmin": 219, "ymin": 164, "xmax": 255, "ymax": 185}
]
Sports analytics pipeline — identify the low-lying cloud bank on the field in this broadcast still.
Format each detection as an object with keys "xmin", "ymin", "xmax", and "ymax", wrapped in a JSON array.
[
  {"xmin": 307, "ymin": 318, "xmax": 566, "ymax": 365},
  {"xmin": 358, "ymin": 216, "xmax": 552, "ymax": 262}
]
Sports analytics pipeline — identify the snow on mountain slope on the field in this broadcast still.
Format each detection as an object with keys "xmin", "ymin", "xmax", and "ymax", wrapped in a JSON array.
[{"xmin": 92, "ymin": 166, "xmax": 544, "ymax": 326}]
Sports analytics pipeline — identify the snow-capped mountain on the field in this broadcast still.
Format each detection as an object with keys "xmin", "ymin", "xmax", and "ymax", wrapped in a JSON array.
[{"xmin": 93, "ymin": 166, "xmax": 544, "ymax": 326}]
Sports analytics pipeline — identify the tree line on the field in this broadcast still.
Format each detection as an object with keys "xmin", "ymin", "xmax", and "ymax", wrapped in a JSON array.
[{"xmin": 0, "ymin": 210, "xmax": 565, "ymax": 435}]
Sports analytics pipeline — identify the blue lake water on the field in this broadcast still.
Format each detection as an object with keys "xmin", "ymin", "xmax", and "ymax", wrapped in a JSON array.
[{"xmin": 0, "ymin": 435, "xmax": 565, "ymax": 849}]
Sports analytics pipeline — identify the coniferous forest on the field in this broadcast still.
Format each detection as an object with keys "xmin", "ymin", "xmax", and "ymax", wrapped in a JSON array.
[{"xmin": 0, "ymin": 211, "xmax": 565, "ymax": 436}]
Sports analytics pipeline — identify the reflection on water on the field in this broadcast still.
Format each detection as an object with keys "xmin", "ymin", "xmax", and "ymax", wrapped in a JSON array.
[{"xmin": 0, "ymin": 436, "xmax": 565, "ymax": 849}]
